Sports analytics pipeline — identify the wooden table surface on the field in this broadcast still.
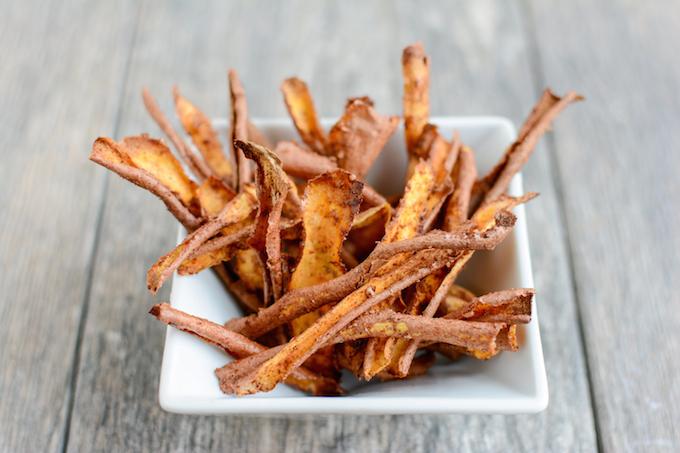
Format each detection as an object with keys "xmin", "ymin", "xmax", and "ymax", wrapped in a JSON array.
[{"xmin": 1, "ymin": 1, "xmax": 678, "ymax": 451}]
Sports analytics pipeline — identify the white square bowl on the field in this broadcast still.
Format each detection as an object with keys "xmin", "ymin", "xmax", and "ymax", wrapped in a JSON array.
[{"xmin": 158, "ymin": 117, "xmax": 548, "ymax": 415}]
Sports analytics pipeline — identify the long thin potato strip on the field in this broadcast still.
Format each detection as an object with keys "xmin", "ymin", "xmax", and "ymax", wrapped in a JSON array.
[
  {"xmin": 328, "ymin": 97, "xmax": 399, "ymax": 178},
  {"xmin": 178, "ymin": 244, "xmax": 241, "ymax": 276},
  {"xmin": 402, "ymin": 42, "xmax": 430, "ymax": 175},
  {"xmin": 443, "ymin": 288, "xmax": 534, "ymax": 323},
  {"xmin": 289, "ymin": 170, "xmax": 363, "ymax": 335},
  {"xmin": 149, "ymin": 303, "xmax": 343, "ymax": 395},
  {"xmin": 174, "ymin": 87, "xmax": 236, "ymax": 188},
  {"xmin": 281, "ymin": 77, "xmax": 328, "ymax": 155},
  {"xmin": 443, "ymin": 145, "xmax": 477, "ymax": 231},
  {"xmin": 146, "ymin": 191, "xmax": 256, "ymax": 294},
  {"xmin": 142, "ymin": 88, "xmax": 212, "ymax": 181},
  {"xmin": 471, "ymin": 89, "xmax": 583, "ymax": 212},
  {"xmin": 90, "ymin": 137, "xmax": 201, "ymax": 230},
  {"xmin": 236, "ymin": 140, "xmax": 291, "ymax": 301},
  {"xmin": 392, "ymin": 193, "xmax": 537, "ymax": 375},
  {"xmin": 232, "ymin": 248, "xmax": 455, "ymax": 394},
  {"xmin": 120, "ymin": 135, "xmax": 199, "ymax": 211},
  {"xmin": 229, "ymin": 69, "xmax": 252, "ymax": 189},
  {"xmin": 362, "ymin": 161, "xmax": 436, "ymax": 379},
  {"xmin": 224, "ymin": 211, "xmax": 516, "ymax": 339}
]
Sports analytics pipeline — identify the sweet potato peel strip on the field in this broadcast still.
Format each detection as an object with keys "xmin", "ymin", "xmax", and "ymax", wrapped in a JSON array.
[
  {"xmin": 89, "ymin": 137, "xmax": 201, "ymax": 231},
  {"xmin": 142, "ymin": 88, "xmax": 212, "ymax": 181},
  {"xmin": 174, "ymin": 87, "xmax": 236, "ymax": 188},
  {"xmin": 149, "ymin": 303, "xmax": 343, "ymax": 395},
  {"xmin": 289, "ymin": 170, "xmax": 363, "ymax": 334},
  {"xmin": 146, "ymin": 191, "xmax": 256, "ymax": 294},
  {"xmin": 281, "ymin": 78, "xmax": 328, "ymax": 155}
]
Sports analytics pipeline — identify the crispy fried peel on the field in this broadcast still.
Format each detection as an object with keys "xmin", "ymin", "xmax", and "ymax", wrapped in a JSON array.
[
  {"xmin": 174, "ymin": 86, "xmax": 236, "ymax": 187},
  {"xmin": 328, "ymin": 97, "xmax": 399, "ymax": 178},
  {"xmin": 362, "ymin": 161, "xmax": 436, "ymax": 378},
  {"xmin": 149, "ymin": 303, "xmax": 343, "ymax": 395},
  {"xmin": 471, "ymin": 89, "xmax": 583, "ymax": 212},
  {"xmin": 90, "ymin": 137, "xmax": 201, "ymax": 231},
  {"xmin": 228, "ymin": 69, "xmax": 252, "ymax": 189},
  {"xmin": 273, "ymin": 141, "xmax": 388, "ymax": 206},
  {"xmin": 119, "ymin": 135, "xmax": 200, "ymax": 212},
  {"xmin": 146, "ymin": 191, "xmax": 256, "ymax": 294},
  {"xmin": 231, "ymin": 249, "xmax": 455, "ymax": 395},
  {"xmin": 178, "ymin": 244, "xmax": 241, "ymax": 276},
  {"xmin": 235, "ymin": 140, "xmax": 291, "ymax": 301},
  {"xmin": 217, "ymin": 301, "xmax": 504, "ymax": 393},
  {"xmin": 443, "ymin": 288, "xmax": 534, "ymax": 324},
  {"xmin": 142, "ymin": 88, "xmax": 212, "ymax": 181},
  {"xmin": 443, "ymin": 145, "xmax": 477, "ymax": 231},
  {"xmin": 289, "ymin": 170, "xmax": 363, "ymax": 335},
  {"xmin": 281, "ymin": 77, "xmax": 328, "ymax": 155},
  {"xmin": 402, "ymin": 43, "xmax": 430, "ymax": 169},
  {"xmin": 391, "ymin": 193, "xmax": 536, "ymax": 376},
  {"xmin": 223, "ymin": 213, "xmax": 516, "ymax": 339}
]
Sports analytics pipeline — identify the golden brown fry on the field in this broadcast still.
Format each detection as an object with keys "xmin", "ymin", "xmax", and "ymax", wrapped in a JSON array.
[
  {"xmin": 472, "ymin": 89, "xmax": 583, "ymax": 211},
  {"xmin": 289, "ymin": 170, "xmax": 363, "ymax": 335},
  {"xmin": 231, "ymin": 249, "xmax": 455, "ymax": 395},
  {"xmin": 402, "ymin": 43, "xmax": 430, "ymax": 174},
  {"xmin": 174, "ymin": 86, "xmax": 236, "ymax": 188},
  {"xmin": 89, "ymin": 137, "xmax": 201, "ymax": 231},
  {"xmin": 362, "ymin": 161, "xmax": 436, "ymax": 379},
  {"xmin": 228, "ymin": 69, "xmax": 252, "ymax": 189},
  {"xmin": 142, "ymin": 88, "xmax": 213, "ymax": 181},
  {"xmin": 274, "ymin": 141, "xmax": 388, "ymax": 206},
  {"xmin": 236, "ymin": 140, "xmax": 290, "ymax": 301},
  {"xmin": 328, "ymin": 97, "xmax": 399, "ymax": 178},
  {"xmin": 392, "ymin": 193, "xmax": 536, "ymax": 376},
  {"xmin": 443, "ymin": 288, "xmax": 534, "ymax": 324},
  {"xmin": 149, "ymin": 303, "xmax": 343, "ymax": 395},
  {"xmin": 119, "ymin": 135, "xmax": 199, "ymax": 212},
  {"xmin": 218, "ymin": 301, "xmax": 505, "ymax": 393},
  {"xmin": 178, "ymin": 243, "xmax": 241, "ymax": 276},
  {"xmin": 281, "ymin": 77, "xmax": 328, "ymax": 155},
  {"xmin": 224, "ymin": 212, "xmax": 516, "ymax": 338},
  {"xmin": 443, "ymin": 145, "xmax": 477, "ymax": 231},
  {"xmin": 146, "ymin": 191, "xmax": 256, "ymax": 294}
]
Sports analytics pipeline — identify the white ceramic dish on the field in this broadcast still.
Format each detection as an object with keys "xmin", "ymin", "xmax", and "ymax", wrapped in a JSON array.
[{"xmin": 158, "ymin": 117, "xmax": 548, "ymax": 414}]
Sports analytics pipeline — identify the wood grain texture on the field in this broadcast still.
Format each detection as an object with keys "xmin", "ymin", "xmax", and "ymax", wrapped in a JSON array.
[
  {"xmin": 62, "ymin": 1, "xmax": 599, "ymax": 452},
  {"xmin": 527, "ymin": 0, "xmax": 680, "ymax": 451},
  {"xmin": 0, "ymin": 0, "xmax": 138, "ymax": 452}
]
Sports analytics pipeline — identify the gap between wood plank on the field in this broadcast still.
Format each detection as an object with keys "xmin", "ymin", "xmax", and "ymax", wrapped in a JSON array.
[
  {"xmin": 59, "ymin": 3, "xmax": 145, "ymax": 451},
  {"xmin": 519, "ymin": 0, "xmax": 603, "ymax": 451}
]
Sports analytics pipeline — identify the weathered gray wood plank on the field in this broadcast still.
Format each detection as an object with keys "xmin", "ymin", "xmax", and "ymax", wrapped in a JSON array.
[
  {"xmin": 68, "ymin": 0, "xmax": 596, "ymax": 451},
  {"xmin": 527, "ymin": 0, "xmax": 680, "ymax": 451},
  {"xmin": 0, "ymin": 0, "xmax": 138, "ymax": 451}
]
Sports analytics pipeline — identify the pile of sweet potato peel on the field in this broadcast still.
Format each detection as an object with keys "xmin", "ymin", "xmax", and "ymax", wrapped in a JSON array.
[{"xmin": 91, "ymin": 43, "xmax": 582, "ymax": 396}]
